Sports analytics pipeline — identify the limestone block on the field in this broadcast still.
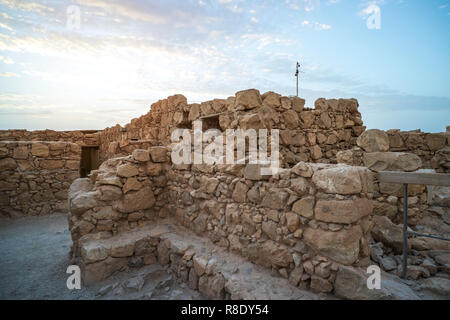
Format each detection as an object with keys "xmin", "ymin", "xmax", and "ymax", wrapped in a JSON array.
[
  {"xmin": 356, "ymin": 129, "xmax": 389, "ymax": 152},
  {"xmin": 315, "ymin": 198, "xmax": 372, "ymax": 224}
]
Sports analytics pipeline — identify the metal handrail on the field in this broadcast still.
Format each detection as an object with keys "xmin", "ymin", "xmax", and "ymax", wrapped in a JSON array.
[{"xmin": 377, "ymin": 171, "xmax": 450, "ymax": 279}]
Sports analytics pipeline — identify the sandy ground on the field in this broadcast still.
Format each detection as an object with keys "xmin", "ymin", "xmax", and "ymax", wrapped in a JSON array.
[{"xmin": 0, "ymin": 213, "xmax": 201, "ymax": 300}]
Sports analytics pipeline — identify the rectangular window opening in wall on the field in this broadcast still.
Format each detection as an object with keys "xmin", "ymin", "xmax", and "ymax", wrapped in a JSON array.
[
  {"xmin": 176, "ymin": 111, "xmax": 192, "ymax": 129},
  {"xmin": 200, "ymin": 114, "xmax": 221, "ymax": 131},
  {"xmin": 80, "ymin": 146, "xmax": 100, "ymax": 178}
]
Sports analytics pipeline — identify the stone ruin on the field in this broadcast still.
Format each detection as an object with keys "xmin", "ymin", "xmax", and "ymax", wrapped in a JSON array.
[{"xmin": 0, "ymin": 89, "xmax": 449, "ymax": 299}]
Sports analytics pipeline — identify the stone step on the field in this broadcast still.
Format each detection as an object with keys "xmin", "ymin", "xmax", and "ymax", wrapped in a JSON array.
[{"xmin": 79, "ymin": 220, "xmax": 328, "ymax": 300}]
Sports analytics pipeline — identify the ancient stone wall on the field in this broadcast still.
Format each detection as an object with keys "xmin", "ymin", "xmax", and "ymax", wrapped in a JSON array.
[
  {"xmin": 338, "ymin": 128, "xmax": 450, "ymax": 173},
  {"xmin": 96, "ymin": 90, "xmax": 365, "ymax": 166},
  {"xmin": 68, "ymin": 147, "xmax": 169, "ymax": 250},
  {"xmin": 337, "ymin": 129, "xmax": 450, "ymax": 279},
  {"xmin": 386, "ymin": 129, "xmax": 449, "ymax": 173},
  {"xmin": 68, "ymin": 147, "xmax": 375, "ymax": 293},
  {"xmin": 0, "ymin": 129, "xmax": 100, "ymax": 147},
  {"xmin": 0, "ymin": 141, "xmax": 81, "ymax": 218}
]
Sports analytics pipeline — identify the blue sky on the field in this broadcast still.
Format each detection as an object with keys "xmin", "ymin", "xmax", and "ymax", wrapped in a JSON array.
[{"xmin": 0, "ymin": 0, "xmax": 449, "ymax": 132}]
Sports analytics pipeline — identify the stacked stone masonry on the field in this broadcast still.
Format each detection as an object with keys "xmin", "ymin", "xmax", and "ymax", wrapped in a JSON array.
[
  {"xmin": 337, "ymin": 128, "xmax": 450, "ymax": 281},
  {"xmin": 0, "ymin": 129, "xmax": 100, "ymax": 147},
  {"xmin": 98, "ymin": 90, "xmax": 365, "ymax": 165},
  {"xmin": 1, "ymin": 88, "xmax": 449, "ymax": 296},
  {"xmin": 0, "ymin": 141, "xmax": 81, "ymax": 217},
  {"xmin": 68, "ymin": 146, "xmax": 375, "ymax": 294}
]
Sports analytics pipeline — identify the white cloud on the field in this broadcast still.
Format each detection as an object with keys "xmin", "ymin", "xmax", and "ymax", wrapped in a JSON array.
[
  {"xmin": 0, "ymin": 55, "xmax": 13, "ymax": 64},
  {"xmin": 0, "ymin": 72, "xmax": 19, "ymax": 77},
  {"xmin": 74, "ymin": 0, "xmax": 168, "ymax": 24},
  {"xmin": 0, "ymin": 0, "xmax": 54, "ymax": 15},
  {"xmin": 0, "ymin": 22, "xmax": 14, "ymax": 32},
  {"xmin": 286, "ymin": 0, "xmax": 321, "ymax": 11},
  {"xmin": 301, "ymin": 20, "xmax": 331, "ymax": 30}
]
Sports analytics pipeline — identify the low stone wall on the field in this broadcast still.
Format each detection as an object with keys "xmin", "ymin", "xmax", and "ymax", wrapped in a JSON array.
[
  {"xmin": 0, "ymin": 141, "xmax": 81, "ymax": 217},
  {"xmin": 104, "ymin": 139, "xmax": 158, "ymax": 161},
  {"xmin": 68, "ymin": 147, "xmax": 375, "ymax": 293},
  {"xmin": 386, "ymin": 129, "xmax": 449, "ymax": 173},
  {"xmin": 97, "ymin": 90, "xmax": 365, "ymax": 166},
  {"xmin": 339, "ymin": 130, "xmax": 450, "ymax": 229},
  {"xmin": 165, "ymin": 161, "xmax": 374, "ymax": 293},
  {"xmin": 0, "ymin": 129, "xmax": 100, "ymax": 147},
  {"xmin": 339, "ymin": 128, "xmax": 449, "ymax": 173},
  {"xmin": 337, "ymin": 129, "xmax": 450, "ymax": 278},
  {"xmin": 68, "ymin": 147, "xmax": 169, "ymax": 252}
]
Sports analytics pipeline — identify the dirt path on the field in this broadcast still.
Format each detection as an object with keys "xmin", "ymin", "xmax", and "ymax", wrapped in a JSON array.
[{"xmin": 0, "ymin": 213, "xmax": 201, "ymax": 300}]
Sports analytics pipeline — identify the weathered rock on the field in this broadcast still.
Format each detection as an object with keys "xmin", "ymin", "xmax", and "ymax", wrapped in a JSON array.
[
  {"xmin": 262, "ymin": 91, "xmax": 281, "ymax": 108},
  {"xmin": 116, "ymin": 186, "xmax": 155, "ymax": 213},
  {"xmin": 418, "ymin": 277, "xmax": 450, "ymax": 297},
  {"xmin": 379, "ymin": 256, "xmax": 397, "ymax": 271},
  {"xmin": 315, "ymin": 198, "xmax": 372, "ymax": 224},
  {"xmin": 149, "ymin": 146, "xmax": 167, "ymax": 163},
  {"xmin": 363, "ymin": 152, "xmax": 422, "ymax": 172},
  {"xmin": 232, "ymin": 182, "xmax": 248, "ymax": 203},
  {"xmin": 372, "ymin": 201, "xmax": 397, "ymax": 220},
  {"xmin": 111, "ymin": 239, "xmax": 134, "ymax": 257},
  {"xmin": 116, "ymin": 163, "xmax": 139, "ymax": 178},
  {"xmin": 81, "ymin": 241, "xmax": 109, "ymax": 264},
  {"xmin": 262, "ymin": 221, "xmax": 278, "ymax": 240},
  {"xmin": 132, "ymin": 149, "xmax": 150, "ymax": 162},
  {"xmin": 92, "ymin": 206, "xmax": 119, "ymax": 220},
  {"xmin": 334, "ymin": 266, "xmax": 420, "ymax": 300},
  {"xmin": 292, "ymin": 161, "xmax": 314, "ymax": 177},
  {"xmin": 240, "ymin": 113, "xmax": 264, "ymax": 130},
  {"xmin": 283, "ymin": 110, "xmax": 299, "ymax": 129},
  {"xmin": 285, "ymin": 212, "xmax": 299, "ymax": 232},
  {"xmin": 198, "ymin": 274, "xmax": 225, "ymax": 299},
  {"xmin": 310, "ymin": 145, "xmax": 322, "ymax": 160},
  {"xmin": 430, "ymin": 186, "xmax": 450, "ymax": 207},
  {"xmin": 247, "ymin": 186, "xmax": 261, "ymax": 204},
  {"xmin": 310, "ymin": 276, "xmax": 333, "ymax": 293},
  {"xmin": 261, "ymin": 188, "xmax": 289, "ymax": 210},
  {"xmin": 0, "ymin": 158, "xmax": 16, "ymax": 171},
  {"xmin": 70, "ymin": 191, "xmax": 100, "ymax": 215},
  {"xmin": 290, "ymin": 96, "xmax": 305, "ymax": 112},
  {"xmin": 425, "ymin": 134, "xmax": 446, "ymax": 151},
  {"xmin": 83, "ymin": 257, "xmax": 127, "ymax": 285},
  {"xmin": 31, "ymin": 143, "xmax": 49, "ymax": 157},
  {"xmin": 357, "ymin": 129, "xmax": 390, "ymax": 152},
  {"xmin": 39, "ymin": 159, "xmax": 65, "ymax": 170},
  {"xmin": 371, "ymin": 216, "xmax": 409, "ymax": 253},
  {"xmin": 13, "ymin": 145, "xmax": 28, "ymax": 159},
  {"xmin": 243, "ymin": 163, "xmax": 269, "ymax": 181},
  {"xmin": 98, "ymin": 185, "xmax": 122, "ymax": 201},
  {"xmin": 234, "ymin": 89, "xmax": 262, "ymax": 110},
  {"xmin": 312, "ymin": 165, "xmax": 372, "ymax": 195},
  {"xmin": 292, "ymin": 197, "xmax": 314, "ymax": 218},
  {"xmin": 200, "ymin": 177, "xmax": 219, "ymax": 194},
  {"xmin": 146, "ymin": 162, "xmax": 163, "ymax": 176},
  {"xmin": 122, "ymin": 177, "xmax": 142, "ymax": 194},
  {"xmin": 303, "ymin": 226, "xmax": 363, "ymax": 265},
  {"xmin": 193, "ymin": 256, "xmax": 208, "ymax": 276}
]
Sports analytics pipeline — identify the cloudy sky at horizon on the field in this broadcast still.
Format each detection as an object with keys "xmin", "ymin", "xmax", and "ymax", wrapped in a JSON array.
[{"xmin": 0, "ymin": 0, "xmax": 449, "ymax": 132}]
